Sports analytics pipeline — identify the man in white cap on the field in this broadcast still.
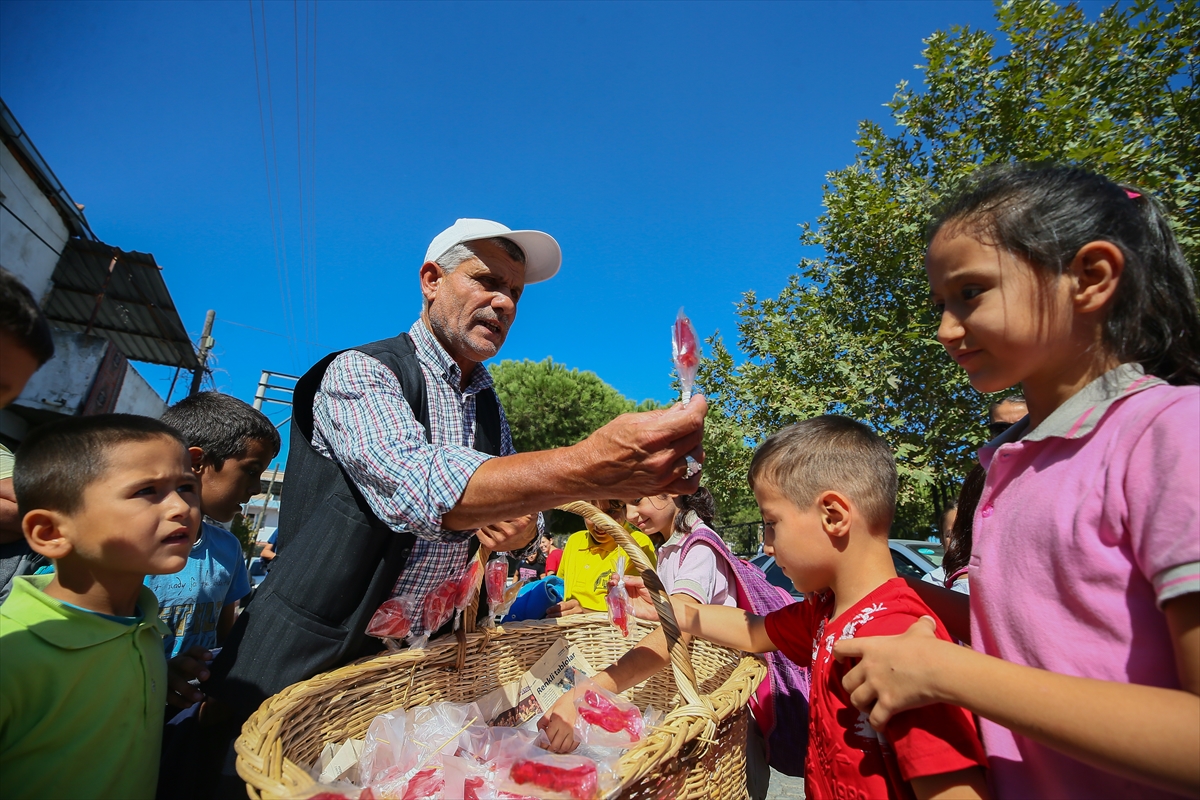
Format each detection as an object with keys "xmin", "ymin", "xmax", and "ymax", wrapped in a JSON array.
[{"xmin": 184, "ymin": 221, "xmax": 707, "ymax": 799}]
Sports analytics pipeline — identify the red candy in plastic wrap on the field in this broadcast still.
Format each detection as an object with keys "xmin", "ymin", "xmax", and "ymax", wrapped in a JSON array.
[
  {"xmin": 510, "ymin": 759, "xmax": 597, "ymax": 800},
  {"xmin": 605, "ymin": 553, "xmax": 631, "ymax": 638},
  {"xmin": 423, "ymin": 581, "xmax": 457, "ymax": 633},
  {"xmin": 578, "ymin": 690, "xmax": 642, "ymax": 738},
  {"xmin": 365, "ymin": 595, "xmax": 415, "ymax": 640},
  {"xmin": 485, "ymin": 555, "xmax": 509, "ymax": 623},
  {"xmin": 672, "ymin": 307, "xmax": 701, "ymax": 405},
  {"xmin": 454, "ymin": 559, "xmax": 484, "ymax": 611}
]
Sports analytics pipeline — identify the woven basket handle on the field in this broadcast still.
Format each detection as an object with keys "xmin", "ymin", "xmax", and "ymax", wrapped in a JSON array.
[{"xmin": 555, "ymin": 501, "xmax": 705, "ymax": 709}]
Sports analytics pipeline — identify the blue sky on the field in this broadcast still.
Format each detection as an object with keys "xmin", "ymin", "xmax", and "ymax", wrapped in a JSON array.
[{"xmin": 1, "ymin": 0, "xmax": 1109, "ymax": 444}]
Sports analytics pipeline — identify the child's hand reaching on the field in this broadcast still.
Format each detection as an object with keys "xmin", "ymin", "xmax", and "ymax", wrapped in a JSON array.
[
  {"xmin": 166, "ymin": 646, "xmax": 212, "ymax": 709},
  {"xmin": 833, "ymin": 616, "xmax": 951, "ymax": 730},
  {"xmin": 537, "ymin": 688, "xmax": 581, "ymax": 753},
  {"xmin": 607, "ymin": 574, "xmax": 657, "ymax": 621}
]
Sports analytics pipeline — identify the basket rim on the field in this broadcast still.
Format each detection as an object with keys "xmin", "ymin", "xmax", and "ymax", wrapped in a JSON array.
[{"xmin": 235, "ymin": 614, "xmax": 766, "ymax": 799}]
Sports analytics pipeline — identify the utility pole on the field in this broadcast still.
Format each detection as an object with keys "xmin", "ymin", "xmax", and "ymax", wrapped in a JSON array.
[
  {"xmin": 189, "ymin": 309, "xmax": 216, "ymax": 396},
  {"xmin": 254, "ymin": 462, "xmax": 282, "ymax": 533}
]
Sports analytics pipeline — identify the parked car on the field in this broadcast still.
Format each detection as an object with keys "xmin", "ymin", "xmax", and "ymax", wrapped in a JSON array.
[
  {"xmin": 888, "ymin": 539, "xmax": 942, "ymax": 579},
  {"xmin": 752, "ymin": 540, "xmax": 941, "ymax": 597}
]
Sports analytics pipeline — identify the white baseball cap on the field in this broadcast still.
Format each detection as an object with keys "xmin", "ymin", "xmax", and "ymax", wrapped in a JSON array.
[{"xmin": 425, "ymin": 218, "xmax": 562, "ymax": 284}]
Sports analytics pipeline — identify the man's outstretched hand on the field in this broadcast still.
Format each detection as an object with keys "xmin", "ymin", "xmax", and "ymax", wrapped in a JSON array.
[
  {"xmin": 477, "ymin": 514, "xmax": 538, "ymax": 552},
  {"xmin": 574, "ymin": 396, "xmax": 709, "ymax": 498}
]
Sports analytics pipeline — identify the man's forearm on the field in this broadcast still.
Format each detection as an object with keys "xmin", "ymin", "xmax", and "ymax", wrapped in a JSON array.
[{"xmin": 444, "ymin": 400, "xmax": 707, "ymax": 530}]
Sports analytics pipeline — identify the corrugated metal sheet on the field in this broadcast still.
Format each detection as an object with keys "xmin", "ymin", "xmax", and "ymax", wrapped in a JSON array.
[{"xmin": 41, "ymin": 239, "xmax": 199, "ymax": 370}]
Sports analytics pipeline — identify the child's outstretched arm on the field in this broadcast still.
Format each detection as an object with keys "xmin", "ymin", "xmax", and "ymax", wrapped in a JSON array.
[
  {"xmin": 834, "ymin": 597, "xmax": 1200, "ymax": 796},
  {"xmin": 622, "ymin": 575, "xmax": 778, "ymax": 653}
]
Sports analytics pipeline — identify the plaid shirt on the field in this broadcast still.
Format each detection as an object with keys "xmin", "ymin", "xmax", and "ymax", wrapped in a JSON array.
[{"xmin": 312, "ymin": 320, "xmax": 537, "ymax": 610}]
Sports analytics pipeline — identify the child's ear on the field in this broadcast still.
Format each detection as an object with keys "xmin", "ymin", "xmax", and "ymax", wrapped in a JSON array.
[
  {"xmin": 1070, "ymin": 240, "xmax": 1124, "ymax": 314},
  {"xmin": 188, "ymin": 446, "xmax": 209, "ymax": 475},
  {"xmin": 817, "ymin": 491, "xmax": 852, "ymax": 539},
  {"xmin": 24, "ymin": 510, "xmax": 73, "ymax": 560}
]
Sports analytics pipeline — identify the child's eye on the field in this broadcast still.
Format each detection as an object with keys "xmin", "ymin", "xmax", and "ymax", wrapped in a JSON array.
[
  {"xmin": 178, "ymin": 482, "xmax": 197, "ymax": 496},
  {"xmin": 961, "ymin": 286, "xmax": 983, "ymax": 300},
  {"xmin": 133, "ymin": 486, "xmax": 157, "ymax": 497}
]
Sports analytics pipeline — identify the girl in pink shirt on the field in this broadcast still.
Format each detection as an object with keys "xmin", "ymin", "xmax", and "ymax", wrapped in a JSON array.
[{"xmin": 834, "ymin": 164, "xmax": 1199, "ymax": 798}]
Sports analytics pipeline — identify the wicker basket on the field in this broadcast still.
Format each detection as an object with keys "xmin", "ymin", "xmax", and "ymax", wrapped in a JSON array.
[{"xmin": 235, "ymin": 502, "xmax": 767, "ymax": 799}]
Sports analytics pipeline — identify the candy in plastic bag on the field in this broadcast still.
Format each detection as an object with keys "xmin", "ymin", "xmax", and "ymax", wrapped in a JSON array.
[
  {"xmin": 496, "ymin": 737, "xmax": 615, "ymax": 800},
  {"xmin": 671, "ymin": 307, "xmax": 701, "ymax": 406},
  {"xmin": 605, "ymin": 554, "xmax": 632, "ymax": 638},
  {"xmin": 452, "ymin": 558, "xmax": 484, "ymax": 631},
  {"xmin": 486, "ymin": 555, "xmax": 509, "ymax": 625},
  {"xmin": 407, "ymin": 580, "xmax": 458, "ymax": 649},
  {"xmin": 365, "ymin": 594, "xmax": 416, "ymax": 640},
  {"xmin": 572, "ymin": 676, "xmax": 644, "ymax": 749}
]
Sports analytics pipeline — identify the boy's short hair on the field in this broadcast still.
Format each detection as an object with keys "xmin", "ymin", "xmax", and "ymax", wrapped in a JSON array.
[
  {"xmin": 160, "ymin": 391, "xmax": 280, "ymax": 467},
  {"xmin": 0, "ymin": 267, "xmax": 55, "ymax": 366},
  {"xmin": 14, "ymin": 414, "xmax": 188, "ymax": 516},
  {"xmin": 749, "ymin": 415, "xmax": 898, "ymax": 530}
]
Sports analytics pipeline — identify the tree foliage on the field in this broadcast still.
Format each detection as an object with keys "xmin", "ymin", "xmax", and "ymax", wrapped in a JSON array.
[
  {"xmin": 490, "ymin": 358, "xmax": 648, "ymax": 453},
  {"xmin": 701, "ymin": 0, "xmax": 1198, "ymax": 537}
]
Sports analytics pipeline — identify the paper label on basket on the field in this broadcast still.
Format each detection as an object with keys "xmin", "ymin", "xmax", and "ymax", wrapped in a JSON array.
[
  {"xmin": 526, "ymin": 638, "xmax": 597, "ymax": 713},
  {"xmin": 318, "ymin": 737, "xmax": 363, "ymax": 784},
  {"xmin": 474, "ymin": 638, "xmax": 597, "ymax": 728}
]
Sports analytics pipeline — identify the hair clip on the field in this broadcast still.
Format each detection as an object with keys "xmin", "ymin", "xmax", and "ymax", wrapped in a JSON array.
[{"xmin": 1125, "ymin": 190, "xmax": 1141, "ymax": 200}]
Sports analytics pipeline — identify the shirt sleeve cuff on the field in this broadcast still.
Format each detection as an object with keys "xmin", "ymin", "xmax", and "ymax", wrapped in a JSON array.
[{"xmin": 1153, "ymin": 561, "xmax": 1200, "ymax": 608}]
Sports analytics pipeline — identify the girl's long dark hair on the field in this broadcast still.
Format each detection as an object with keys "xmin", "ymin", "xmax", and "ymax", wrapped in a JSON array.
[
  {"xmin": 932, "ymin": 164, "xmax": 1199, "ymax": 582},
  {"xmin": 942, "ymin": 465, "xmax": 985, "ymax": 580},
  {"xmin": 929, "ymin": 164, "xmax": 1200, "ymax": 386},
  {"xmin": 673, "ymin": 486, "xmax": 717, "ymax": 533}
]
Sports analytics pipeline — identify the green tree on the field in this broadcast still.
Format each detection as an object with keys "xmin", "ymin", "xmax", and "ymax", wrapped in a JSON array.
[{"xmin": 701, "ymin": 0, "xmax": 1198, "ymax": 537}]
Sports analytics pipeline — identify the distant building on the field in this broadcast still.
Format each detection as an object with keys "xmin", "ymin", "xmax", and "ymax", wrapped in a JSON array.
[
  {"xmin": 243, "ymin": 467, "xmax": 284, "ymax": 532},
  {"xmin": 0, "ymin": 98, "xmax": 199, "ymax": 447}
]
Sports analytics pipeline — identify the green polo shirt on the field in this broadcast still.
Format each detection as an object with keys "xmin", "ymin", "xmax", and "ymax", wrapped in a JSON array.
[{"xmin": 0, "ymin": 575, "xmax": 170, "ymax": 799}]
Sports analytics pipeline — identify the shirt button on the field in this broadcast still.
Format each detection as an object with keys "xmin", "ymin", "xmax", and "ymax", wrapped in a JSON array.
[{"xmin": 981, "ymin": 504, "xmax": 994, "ymax": 518}]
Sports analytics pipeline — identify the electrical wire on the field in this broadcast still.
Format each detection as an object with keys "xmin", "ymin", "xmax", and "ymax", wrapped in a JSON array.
[{"xmin": 248, "ymin": 0, "xmax": 299, "ymax": 370}]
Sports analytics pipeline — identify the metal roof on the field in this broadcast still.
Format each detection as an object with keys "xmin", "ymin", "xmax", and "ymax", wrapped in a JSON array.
[{"xmin": 41, "ymin": 239, "xmax": 200, "ymax": 370}]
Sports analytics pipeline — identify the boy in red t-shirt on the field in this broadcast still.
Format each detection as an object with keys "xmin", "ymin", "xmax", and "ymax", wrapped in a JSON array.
[{"xmin": 636, "ymin": 416, "xmax": 989, "ymax": 800}]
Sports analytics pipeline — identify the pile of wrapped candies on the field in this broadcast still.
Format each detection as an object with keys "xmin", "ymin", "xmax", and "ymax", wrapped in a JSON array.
[
  {"xmin": 299, "ymin": 679, "xmax": 661, "ymax": 800},
  {"xmin": 366, "ymin": 558, "xmax": 487, "ymax": 649}
]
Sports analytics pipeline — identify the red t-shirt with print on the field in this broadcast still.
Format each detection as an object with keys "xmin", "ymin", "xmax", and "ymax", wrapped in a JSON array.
[{"xmin": 764, "ymin": 578, "xmax": 986, "ymax": 800}]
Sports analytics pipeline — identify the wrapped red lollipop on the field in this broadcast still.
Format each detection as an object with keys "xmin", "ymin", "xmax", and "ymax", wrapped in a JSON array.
[
  {"xmin": 605, "ymin": 553, "xmax": 631, "ymax": 638},
  {"xmin": 366, "ymin": 594, "xmax": 416, "ymax": 640},
  {"xmin": 672, "ymin": 307, "xmax": 701, "ymax": 406},
  {"xmin": 485, "ymin": 555, "xmax": 509, "ymax": 626},
  {"xmin": 409, "ymin": 580, "xmax": 458, "ymax": 649},
  {"xmin": 452, "ymin": 558, "xmax": 484, "ymax": 630}
]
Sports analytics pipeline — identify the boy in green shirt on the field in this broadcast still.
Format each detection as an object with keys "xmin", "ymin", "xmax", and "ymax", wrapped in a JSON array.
[{"xmin": 0, "ymin": 414, "xmax": 201, "ymax": 799}]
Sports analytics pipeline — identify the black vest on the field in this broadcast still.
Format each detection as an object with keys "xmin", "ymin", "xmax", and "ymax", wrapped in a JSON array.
[{"xmin": 208, "ymin": 333, "xmax": 501, "ymax": 718}]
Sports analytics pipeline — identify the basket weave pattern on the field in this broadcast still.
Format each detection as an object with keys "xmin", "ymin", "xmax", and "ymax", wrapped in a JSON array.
[{"xmin": 235, "ymin": 503, "xmax": 766, "ymax": 799}]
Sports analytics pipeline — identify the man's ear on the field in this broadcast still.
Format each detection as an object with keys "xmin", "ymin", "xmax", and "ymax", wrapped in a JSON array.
[
  {"xmin": 24, "ymin": 509, "xmax": 73, "ymax": 560},
  {"xmin": 188, "ymin": 446, "xmax": 208, "ymax": 474},
  {"xmin": 419, "ymin": 261, "xmax": 444, "ymax": 307},
  {"xmin": 817, "ymin": 490, "xmax": 852, "ymax": 539},
  {"xmin": 1070, "ymin": 240, "xmax": 1124, "ymax": 314}
]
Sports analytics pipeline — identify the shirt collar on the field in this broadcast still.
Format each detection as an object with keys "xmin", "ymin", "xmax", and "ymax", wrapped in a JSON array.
[
  {"xmin": 408, "ymin": 320, "xmax": 496, "ymax": 396},
  {"xmin": 980, "ymin": 363, "xmax": 1164, "ymax": 466},
  {"xmin": 1, "ymin": 574, "xmax": 169, "ymax": 650}
]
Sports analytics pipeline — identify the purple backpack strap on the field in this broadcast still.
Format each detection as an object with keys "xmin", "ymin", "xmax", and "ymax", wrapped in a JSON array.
[{"xmin": 678, "ymin": 526, "xmax": 810, "ymax": 777}]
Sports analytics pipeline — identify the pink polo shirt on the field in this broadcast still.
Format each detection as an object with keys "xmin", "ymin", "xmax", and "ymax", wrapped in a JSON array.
[{"xmin": 970, "ymin": 364, "xmax": 1199, "ymax": 799}]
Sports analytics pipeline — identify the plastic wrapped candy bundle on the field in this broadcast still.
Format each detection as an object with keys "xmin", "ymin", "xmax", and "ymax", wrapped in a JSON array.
[
  {"xmin": 671, "ymin": 307, "xmax": 701, "ymax": 406},
  {"xmin": 408, "ymin": 581, "xmax": 458, "ymax": 650},
  {"xmin": 497, "ymin": 741, "xmax": 618, "ymax": 800},
  {"xmin": 605, "ymin": 554, "xmax": 632, "ymax": 638},
  {"xmin": 365, "ymin": 594, "xmax": 416, "ymax": 640},
  {"xmin": 357, "ymin": 703, "xmax": 483, "ymax": 798},
  {"xmin": 572, "ymin": 677, "xmax": 644, "ymax": 749},
  {"xmin": 452, "ymin": 559, "xmax": 484, "ymax": 631},
  {"xmin": 485, "ymin": 555, "xmax": 509, "ymax": 626}
]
